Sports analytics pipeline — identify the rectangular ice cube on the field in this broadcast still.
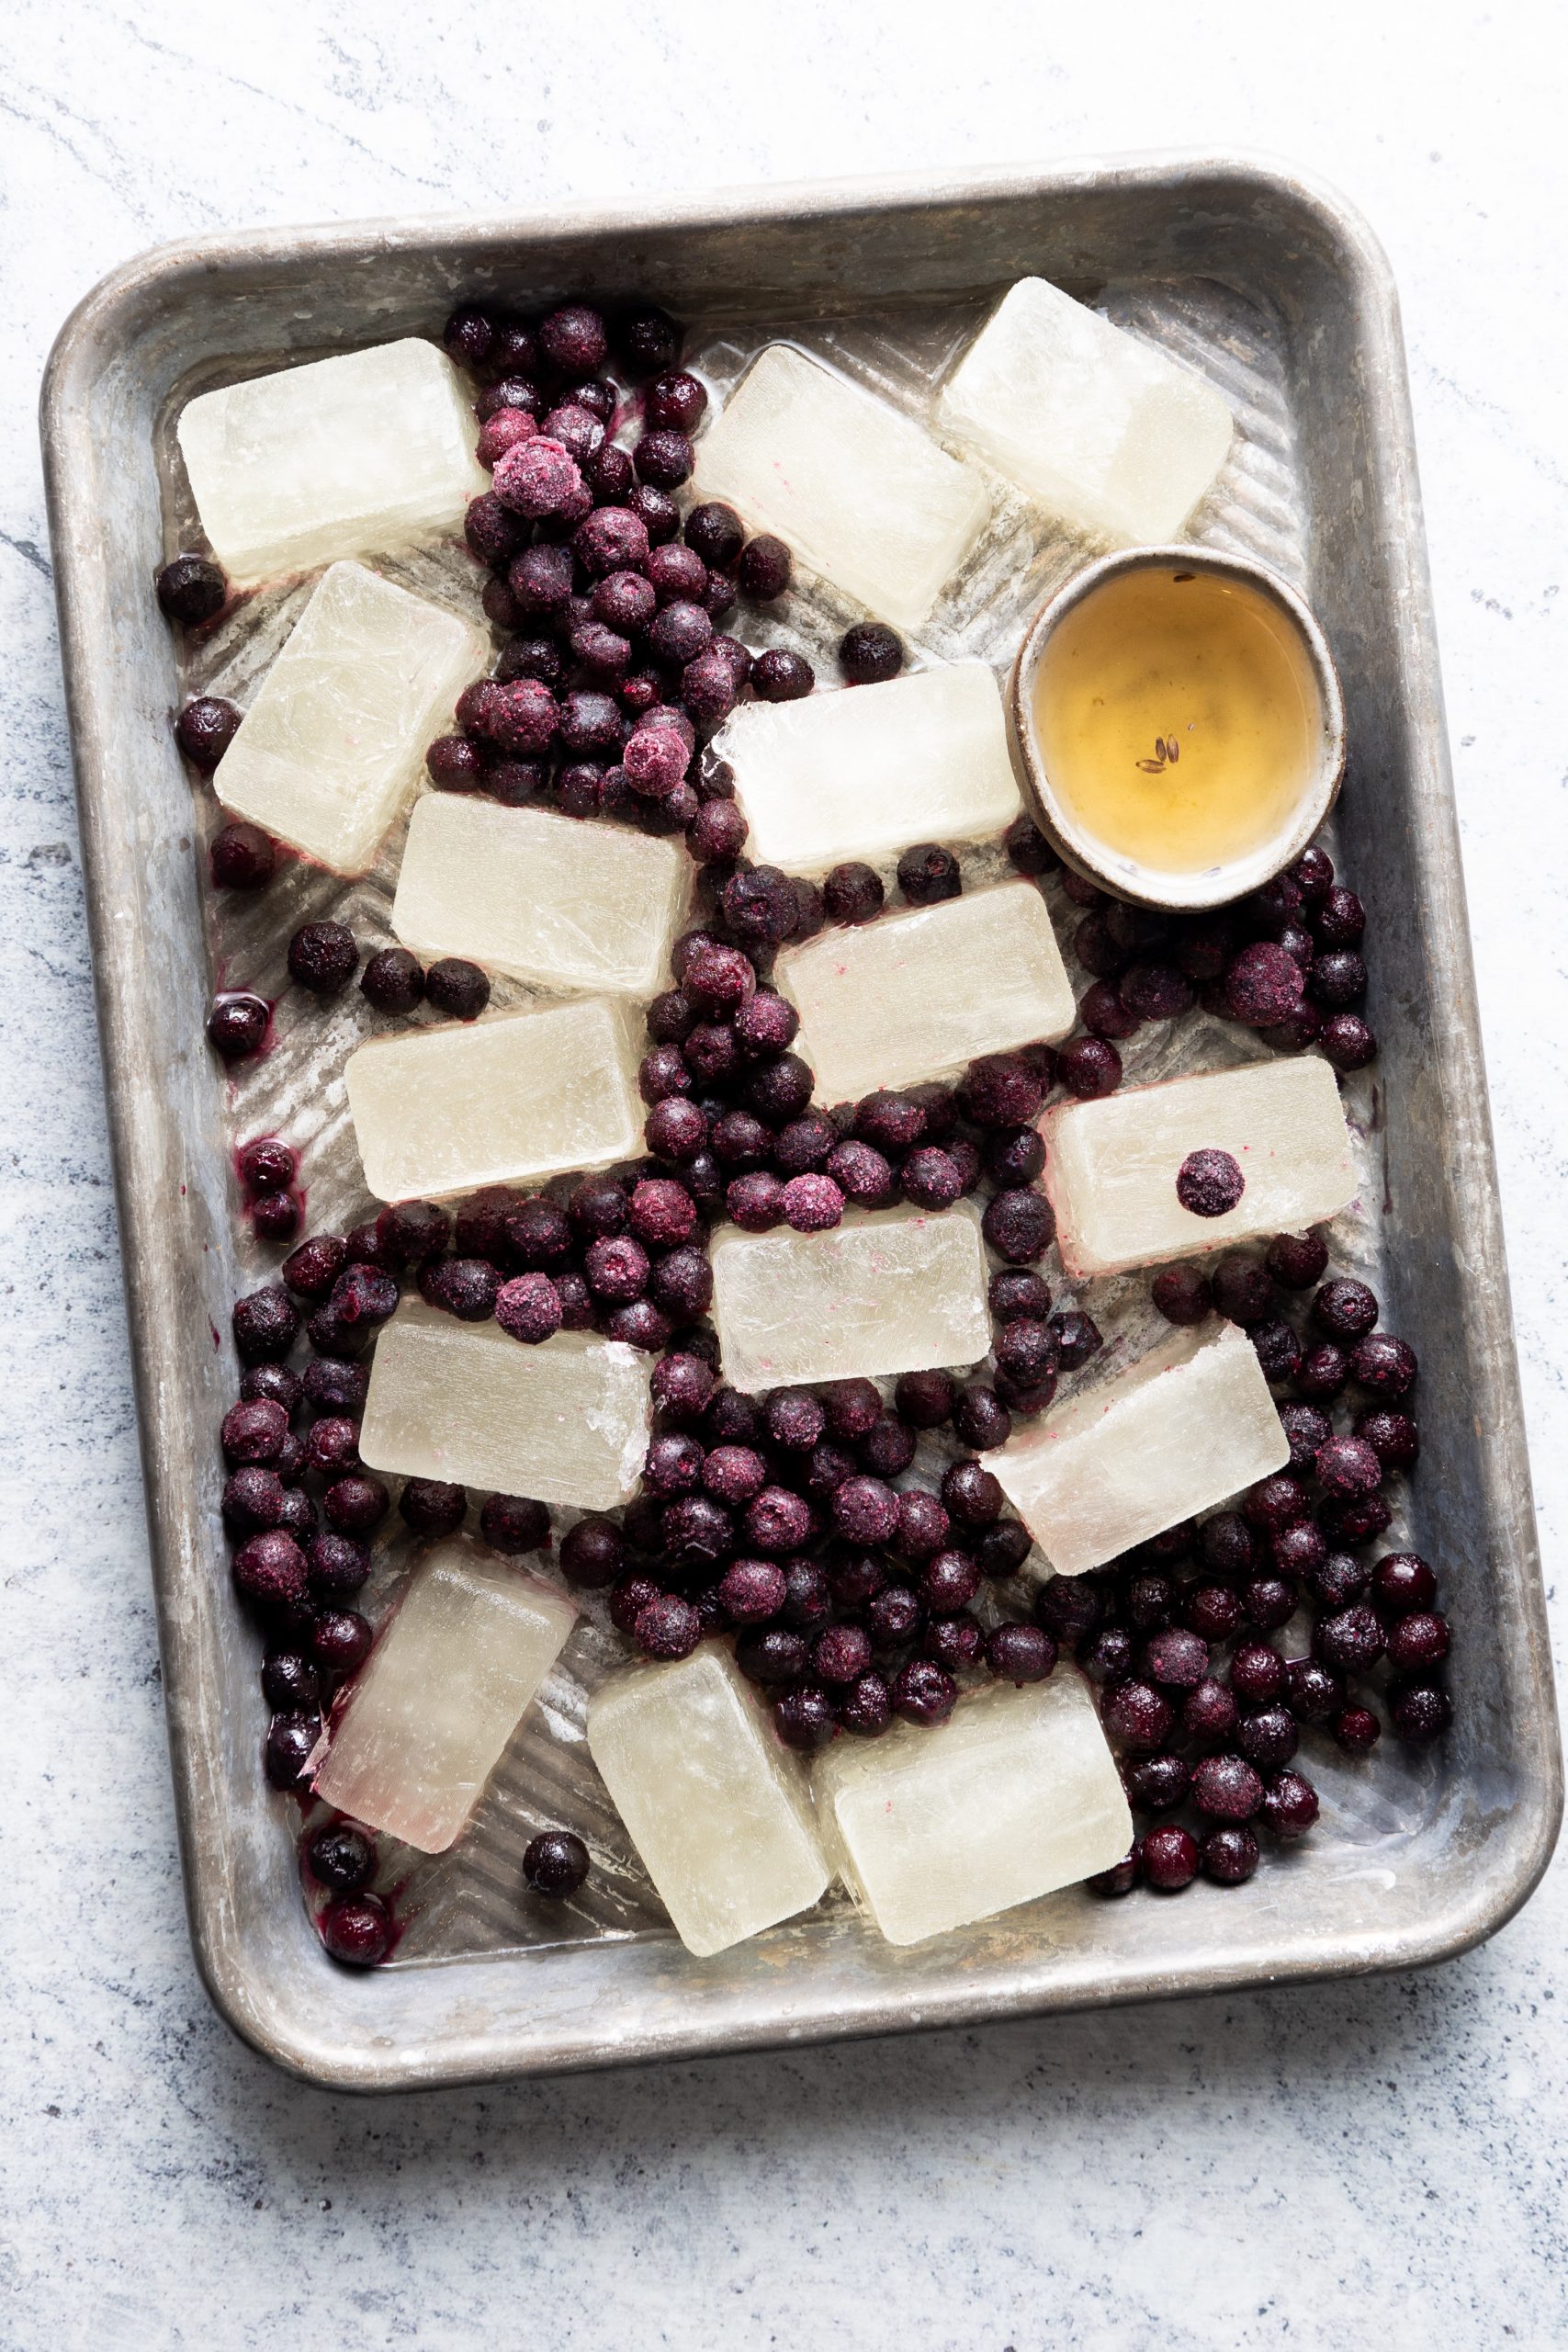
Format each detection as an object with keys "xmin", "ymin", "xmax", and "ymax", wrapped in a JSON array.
[
  {"xmin": 984, "ymin": 1322, "xmax": 1289, "ymax": 1577},
  {"xmin": 343, "ymin": 996, "xmax": 641, "ymax": 1202},
  {"xmin": 935, "ymin": 277, "xmax": 1234, "ymax": 544},
  {"xmin": 711, "ymin": 1203, "xmax": 989, "ymax": 1393},
  {"xmin": 390, "ymin": 795, "xmax": 688, "ymax": 1001},
  {"xmin": 1044, "ymin": 1055, "xmax": 1357, "ymax": 1279},
  {"xmin": 692, "ymin": 343, "xmax": 989, "ymax": 630},
  {"xmin": 311, "ymin": 1538, "xmax": 577, "ymax": 1853},
  {"xmin": 776, "ymin": 879, "xmax": 1075, "ymax": 1100},
  {"xmin": 713, "ymin": 662, "xmax": 1021, "ymax": 875},
  {"xmin": 215, "ymin": 560, "xmax": 485, "ymax": 875},
  {"xmin": 358, "ymin": 1302, "xmax": 650, "ymax": 1509},
  {"xmin": 813, "ymin": 1674, "xmax": 1131, "ymax": 1946},
  {"xmin": 177, "ymin": 337, "xmax": 488, "ymax": 581},
  {"xmin": 587, "ymin": 1647, "xmax": 829, "ymax": 1957}
]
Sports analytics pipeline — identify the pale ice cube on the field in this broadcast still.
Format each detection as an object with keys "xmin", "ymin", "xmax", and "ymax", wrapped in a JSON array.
[
  {"xmin": 177, "ymin": 337, "xmax": 488, "ymax": 581},
  {"xmin": 215, "ymin": 560, "xmax": 485, "ymax": 875},
  {"xmin": 692, "ymin": 343, "xmax": 989, "ymax": 630},
  {"xmin": 936, "ymin": 277, "xmax": 1234, "ymax": 544},
  {"xmin": 390, "ymin": 794, "xmax": 688, "ymax": 1001},
  {"xmin": 1044, "ymin": 1055, "xmax": 1356, "ymax": 1279},
  {"xmin": 813, "ymin": 1673, "xmax": 1131, "ymax": 1946},
  {"xmin": 311, "ymin": 1537, "xmax": 576, "ymax": 1854},
  {"xmin": 358, "ymin": 1302, "xmax": 650, "ymax": 1509},
  {"xmin": 713, "ymin": 662, "xmax": 1021, "ymax": 875},
  {"xmin": 344, "ymin": 996, "xmax": 642, "ymax": 1202},
  {"xmin": 776, "ymin": 878, "xmax": 1075, "ymax": 1101},
  {"xmin": 984, "ymin": 1321, "xmax": 1289, "ymax": 1577},
  {"xmin": 587, "ymin": 1646, "xmax": 829, "ymax": 1957},
  {"xmin": 711, "ymin": 1202, "xmax": 990, "ymax": 1393}
]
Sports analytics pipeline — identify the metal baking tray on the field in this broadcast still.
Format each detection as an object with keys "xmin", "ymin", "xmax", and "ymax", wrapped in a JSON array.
[{"xmin": 41, "ymin": 153, "xmax": 1562, "ymax": 2089}]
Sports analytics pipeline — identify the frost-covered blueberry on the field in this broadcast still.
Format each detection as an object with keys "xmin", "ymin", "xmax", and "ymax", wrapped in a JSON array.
[{"xmin": 1176, "ymin": 1148, "xmax": 1245, "ymax": 1218}]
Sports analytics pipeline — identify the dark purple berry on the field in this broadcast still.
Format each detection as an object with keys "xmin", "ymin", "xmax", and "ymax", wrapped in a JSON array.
[
  {"xmin": 896, "ymin": 842, "xmax": 961, "ymax": 907},
  {"xmin": 288, "ymin": 922, "xmax": 358, "ymax": 996},
  {"xmin": 1176, "ymin": 1148, "xmax": 1245, "ymax": 1218},
  {"xmin": 359, "ymin": 947, "xmax": 424, "ymax": 1016},
  {"xmin": 523, "ymin": 1830, "xmax": 591, "ymax": 1897},
  {"xmin": 175, "ymin": 695, "xmax": 242, "ymax": 770},
  {"xmin": 838, "ymin": 622, "xmax": 903, "ymax": 684}
]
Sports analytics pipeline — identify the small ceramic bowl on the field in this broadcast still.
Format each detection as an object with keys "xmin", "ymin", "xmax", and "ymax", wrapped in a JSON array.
[{"xmin": 1008, "ymin": 544, "xmax": 1345, "ymax": 911}]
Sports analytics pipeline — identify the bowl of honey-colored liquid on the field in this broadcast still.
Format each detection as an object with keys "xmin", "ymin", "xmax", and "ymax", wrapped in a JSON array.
[{"xmin": 1009, "ymin": 546, "xmax": 1345, "ymax": 910}]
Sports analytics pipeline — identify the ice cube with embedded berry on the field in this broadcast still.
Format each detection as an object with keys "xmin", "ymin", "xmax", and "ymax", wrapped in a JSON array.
[{"xmin": 1044, "ymin": 1056, "xmax": 1356, "ymax": 1279}]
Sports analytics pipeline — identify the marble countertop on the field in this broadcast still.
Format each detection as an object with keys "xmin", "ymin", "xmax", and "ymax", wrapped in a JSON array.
[{"xmin": 4, "ymin": 5, "xmax": 1565, "ymax": 2345}]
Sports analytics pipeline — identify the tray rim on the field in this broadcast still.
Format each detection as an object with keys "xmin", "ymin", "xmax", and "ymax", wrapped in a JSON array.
[{"xmin": 39, "ymin": 149, "xmax": 1562, "ymax": 2092}]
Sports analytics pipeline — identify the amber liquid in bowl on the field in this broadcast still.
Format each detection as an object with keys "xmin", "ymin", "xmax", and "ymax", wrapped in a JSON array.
[{"xmin": 1032, "ymin": 565, "xmax": 1323, "ymax": 877}]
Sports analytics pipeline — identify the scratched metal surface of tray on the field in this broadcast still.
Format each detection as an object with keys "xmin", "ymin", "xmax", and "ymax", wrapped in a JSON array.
[{"xmin": 40, "ymin": 154, "xmax": 1561, "ymax": 2089}]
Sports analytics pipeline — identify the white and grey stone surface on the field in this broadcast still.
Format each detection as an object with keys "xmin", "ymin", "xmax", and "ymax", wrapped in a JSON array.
[{"xmin": 3, "ymin": 6, "xmax": 1565, "ymax": 2345}]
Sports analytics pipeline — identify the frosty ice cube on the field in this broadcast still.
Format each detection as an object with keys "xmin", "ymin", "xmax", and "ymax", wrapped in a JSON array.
[
  {"xmin": 936, "ymin": 277, "xmax": 1234, "ymax": 544},
  {"xmin": 390, "ymin": 795, "xmax": 688, "ymax": 1001},
  {"xmin": 1044, "ymin": 1055, "xmax": 1356, "ymax": 1279},
  {"xmin": 177, "ymin": 337, "xmax": 488, "ymax": 581},
  {"xmin": 358, "ymin": 1303, "xmax": 650, "ymax": 1509},
  {"xmin": 984, "ymin": 1321, "xmax": 1289, "ymax": 1577},
  {"xmin": 344, "ymin": 996, "xmax": 641, "ymax": 1202},
  {"xmin": 711, "ymin": 1202, "xmax": 990, "ymax": 1393},
  {"xmin": 713, "ymin": 662, "xmax": 1021, "ymax": 875},
  {"xmin": 214, "ymin": 560, "xmax": 485, "ymax": 875},
  {"xmin": 692, "ymin": 343, "xmax": 989, "ymax": 629},
  {"xmin": 776, "ymin": 879, "xmax": 1075, "ymax": 1100},
  {"xmin": 311, "ymin": 1537, "xmax": 577, "ymax": 1853},
  {"xmin": 813, "ymin": 1673, "xmax": 1130, "ymax": 1946},
  {"xmin": 587, "ymin": 1647, "xmax": 829, "ymax": 1957}
]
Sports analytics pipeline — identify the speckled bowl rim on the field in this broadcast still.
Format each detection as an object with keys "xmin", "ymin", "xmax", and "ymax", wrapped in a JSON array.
[{"xmin": 1008, "ymin": 543, "xmax": 1346, "ymax": 910}]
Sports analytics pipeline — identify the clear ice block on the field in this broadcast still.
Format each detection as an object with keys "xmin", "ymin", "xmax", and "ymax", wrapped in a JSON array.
[
  {"xmin": 586, "ymin": 1647, "xmax": 829, "ymax": 1957},
  {"xmin": 935, "ymin": 277, "xmax": 1235, "ymax": 544},
  {"xmin": 1044, "ymin": 1055, "xmax": 1356, "ymax": 1279},
  {"xmin": 984, "ymin": 1321, "xmax": 1289, "ymax": 1577},
  {"xmin": 776, "ymin": 879, "xmax": 1075, "ymax": 1101},
  {"xmin": 344, "ymin": 996, "xmax": 642, "ymax": 1202},
  {"xmin": 311, "ymin": 1537, "xmax": 577, "ymax": 1853},
  {"xmin": 813, "ymin": 1674, "xmax": 1131, "ymax": 1946},
  {"xmin": 713, "ymin": 662, "xmax": 1021, "ymax": 876},
  {"xmin": 390, "ymin": 795, "xmax": 688, "ymax": 1001},
  {"xmin": 215, "ymin": 560, "xmax": 486, "ymax": 875},
  {"xmin": 358, "ymin": 1302, "xmax": 650, "ymax": 1509},
  {"xmin": 177, "ymin": 337, "xmax": 489, "ymax": 582},
  {"xmin": 711, "ymin": 1202, "xmax": 990, "ymax": 1393},
  {"xmin": 692, "ymin": 343, "xmax": 989, "ymax": 630}
]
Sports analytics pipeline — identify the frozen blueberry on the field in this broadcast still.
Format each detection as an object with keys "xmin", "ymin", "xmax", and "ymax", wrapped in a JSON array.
[
  {"xmin": 175, "ymin": 695, "xmax": 242, "ymax": 771},
  {"xmin": 751, "ymin": 649, "xmax": 815, "ymax": 703},
  {"xmin": 288, "ymin": 922, "xmax": 358, "ymax": 996},
  {"xmin": 1176, "ymin": 1148, "xmax": 1245, "ymax": 1218},
  {"xmin": 896, "ymin": 842, "xmax": 961, "ymax": 907},
  {"xmin": 838, "ymin": 622, "xmax": 904, "ymax": 684},
  {"xmin": 156, "ymin": 553, "xmax": 226, "ymax": 627}
]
